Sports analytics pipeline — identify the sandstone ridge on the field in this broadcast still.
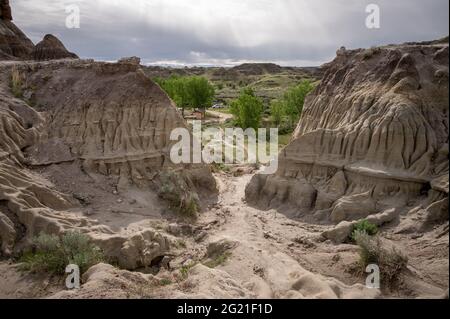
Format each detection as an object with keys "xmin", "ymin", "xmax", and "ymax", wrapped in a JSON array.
[{"xmin": 246, "ymin": 41, "xmax": 449, "ymax": 228}]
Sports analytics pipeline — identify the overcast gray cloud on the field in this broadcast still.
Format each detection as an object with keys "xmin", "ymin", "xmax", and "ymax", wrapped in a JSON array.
[{"xmin": 11, "ymin": 0, "xmax": 449, "ymax": 66}]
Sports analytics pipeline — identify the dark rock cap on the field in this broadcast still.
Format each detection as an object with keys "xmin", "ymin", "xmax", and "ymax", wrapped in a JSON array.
[
  {"xmin": 0, "ymin": 0, "xmax": 13, "ymax": 20},
  {"xmin": 32, "ymin": 34, "xmax": 79, "ymax": 61}
]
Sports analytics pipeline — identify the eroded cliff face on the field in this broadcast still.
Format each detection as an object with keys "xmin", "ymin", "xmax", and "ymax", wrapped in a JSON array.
[
  {"xmin": 1, "ymin": 1, "xmax": 78, "ymax": 61},
  {"xmin": 0, "ymin": 59, "xmax": 216, "ymax": 269},
  {"xmin": 246, "ymin": 41, "xmax": 449, "ymax": 231},
  {"xmin": 0, "ymin": 11, "xmax": 34, "ymax": 60}
]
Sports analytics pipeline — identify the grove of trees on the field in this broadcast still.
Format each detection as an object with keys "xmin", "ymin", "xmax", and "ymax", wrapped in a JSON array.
[
  {"xmin": 154, "ymin": 76, "xmax": 215, "ymax": 117},
  {"xmin": 270, "ymin": 79, "xmax": 315, "ymax": 132},
  {"xmin": 229, "ymin": 88, "xmax": 264, "ymax": 130}
]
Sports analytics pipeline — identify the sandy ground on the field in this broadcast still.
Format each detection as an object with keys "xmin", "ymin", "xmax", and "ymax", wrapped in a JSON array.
[{"xmin": 0, "ymin": 169, "xmax": 447, "ymax": 299}]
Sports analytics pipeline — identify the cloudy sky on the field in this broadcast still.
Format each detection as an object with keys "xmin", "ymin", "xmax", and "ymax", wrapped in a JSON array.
[{"xmin": 11, "ymin": 0, "xmax": 449, "ymax": 66}]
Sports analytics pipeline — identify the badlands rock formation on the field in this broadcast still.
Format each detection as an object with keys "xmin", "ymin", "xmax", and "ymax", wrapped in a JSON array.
[
  {"xmin": 0, "ymin": 58, "xmax": 216, "ymax": 269},
  {"xmin": 32, "ymin": 34, "xmax": 79, "ymax": 61},
  {"xmin": 1, "ymin": 1, "xmax": 78, "ymax": 61},
  {"xmin": 247, "ymin": 41, "xmax": 449, "ymax": 236}
]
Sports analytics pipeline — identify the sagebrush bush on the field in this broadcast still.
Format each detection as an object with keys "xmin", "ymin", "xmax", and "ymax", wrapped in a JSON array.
[
  {"xmin": 158, "ymin": 171, "xmax": 200, "ymax": 218},
  {"xmin": 20, "ymin": 232, "xmax": 104, "ymax": 275},
  {"xmin": 354, "ymin": 231, "xmax": 408, "ymax": 287},
  {"xmin": 350, "ymin": 220, "xmax": 378, "ymax": 242}
]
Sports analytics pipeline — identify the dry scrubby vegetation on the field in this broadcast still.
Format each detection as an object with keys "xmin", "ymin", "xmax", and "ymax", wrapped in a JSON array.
[
  {"xmin": 10, "ymin": 66, "xmax": 24, "ymax": 98},
  {"xmin": 155, "ymin": 74, "xmax": 315, "ymax": 136},
  {"xmin": 20, "ymin": 232, "xmax": 105, "ymax": 275},
  {"xmin": 353, "ymin": 231, "xmax": 408, "ymax": 287},
  {"xmin": 158, "ymin": 170, "xmax": 200, "ymax": 219},
  {"xmin": 203, "ymin": 251, "xmax": 232, "ymax": 269},
  {"xmin": 348, "ymin": 220, "xmax": 407, "ymax": 288}
]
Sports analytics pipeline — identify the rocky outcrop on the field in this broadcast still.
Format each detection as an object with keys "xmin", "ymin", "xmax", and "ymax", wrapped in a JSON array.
[
  {"xmin": 118, "ymin": 56, "xmax": 140, "ymax": 65},
  {"xmin": 0, "ymin": 21, "xmax": 34, "ymax": 60},
  {"xmin": 32, "ymin": 34, "xmax": 78, "ymax": 61},
  {"xmin": 0, "ymin": 3, "xmax": 214, "ymax": 268},
  {"xmin": 0, "ymin": 59, "xmax": 216, "ymax": 268},
  {"xmin": 246, "ymin": 40, "xmax": 449, "ymax": 225},
  {"xmin": 1, "ymin": 4, "xmax": 78, "ymax": 61},
  {"xmin": 19, "ymin": 60, "xmax": 214, "ymax": 189}
]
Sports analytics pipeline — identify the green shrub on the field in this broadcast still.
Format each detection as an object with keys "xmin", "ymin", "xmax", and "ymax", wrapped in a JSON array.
[
  {"xmin": 229, "ymin": 88, "xmax": 264, "ymax": 130},
  {"xmin": 353, "ymin": 231, "xmax": 408, "ymax": 287},
  {"xmin": 270, "ymin": 99, "xmax": 284, "ymax": 127},
  {"xmin": 20, "ymin": 232, "xmax": 104, "ymax": 275},
  {"xmin": 350, "ymin": 220, "xmax": 378, "ymax": 242}
]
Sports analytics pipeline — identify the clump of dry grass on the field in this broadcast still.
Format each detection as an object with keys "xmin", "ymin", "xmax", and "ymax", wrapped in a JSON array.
[
  {"xmin": 10, "ymin": 66, "xmax": 24, "ymax": 98},
  {"xmin": 354, "ymin": 230, "xmax": 408, "ymax": 288}
]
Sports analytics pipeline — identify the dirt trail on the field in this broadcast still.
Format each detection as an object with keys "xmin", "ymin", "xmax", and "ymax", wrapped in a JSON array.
[
  {"xmin": 188, "ymin": 171, "xmax": 379, "ymax": 298},
  {"xmin": 172, "ymin": 170, "xmax": 447, "ymax": 299}
]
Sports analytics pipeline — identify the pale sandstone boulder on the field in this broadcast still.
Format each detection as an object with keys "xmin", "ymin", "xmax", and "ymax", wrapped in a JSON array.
[
  {"xmin": 330, "ymin": 191, "xmax": 378, "ymax": 223},
  {"xmin": 32, "ymin": 34, "xmax": 78, "ymax": 61},
  {"xmin": 323, "ymin": 208, "xmax": 401, "ymax": 243}
]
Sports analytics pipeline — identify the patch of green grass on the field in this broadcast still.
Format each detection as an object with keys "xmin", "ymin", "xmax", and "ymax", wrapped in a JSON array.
[
  {"xmin": 350, "ymin": 220, "xmax": 378, "ymax": 242},
  {"xmin": 20, "ymin": 232, "xmax": 105, "ymax": 275},
  {"xmin": 204, "ymin": 252, "xmax": 231, "ymax": 269}
]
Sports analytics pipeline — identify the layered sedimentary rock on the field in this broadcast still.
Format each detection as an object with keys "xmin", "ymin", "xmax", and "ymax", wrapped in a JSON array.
[
  {"xmin": 20, "ymin": 60, "xmax": 213, "ymax": 189},
  {"xmin": 0, "ymin": 4, "xmax": 34, "ymax": 60},
  {"xmin": 32, "ymin": 34, "xmax": 78, "ymax": 61},
  {"xmin": 0, "ymin": 59, "xmax": 216, "ymax": 268},
  {"xmin": 246, "ymin": 41, "xmax": 449, "ymax": 226}
]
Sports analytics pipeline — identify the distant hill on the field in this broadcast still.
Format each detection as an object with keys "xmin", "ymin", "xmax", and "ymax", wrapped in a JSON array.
[{"xmin": 143, "ymin": 63, "xmax": 324, "ymax": 106}]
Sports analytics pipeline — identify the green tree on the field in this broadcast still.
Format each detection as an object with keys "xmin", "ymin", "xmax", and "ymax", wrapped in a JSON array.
[
  {"xmin": 154, "ymin": 76, "xmax": 190, "ymax": 116},
  {"xmin": 185, "ymin": 76, "xmax": 215, "ymax": 119},
  {"xmin": 282, "ymin": 79, "xmax": 315, "ymax": 125},
  {"xmin": 270, "ymin": 99, "xmax": 284, "ymax": 127},
  {"xmin": 230, "ymin": 88, "xmax": 264, "ymax": 130}
]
